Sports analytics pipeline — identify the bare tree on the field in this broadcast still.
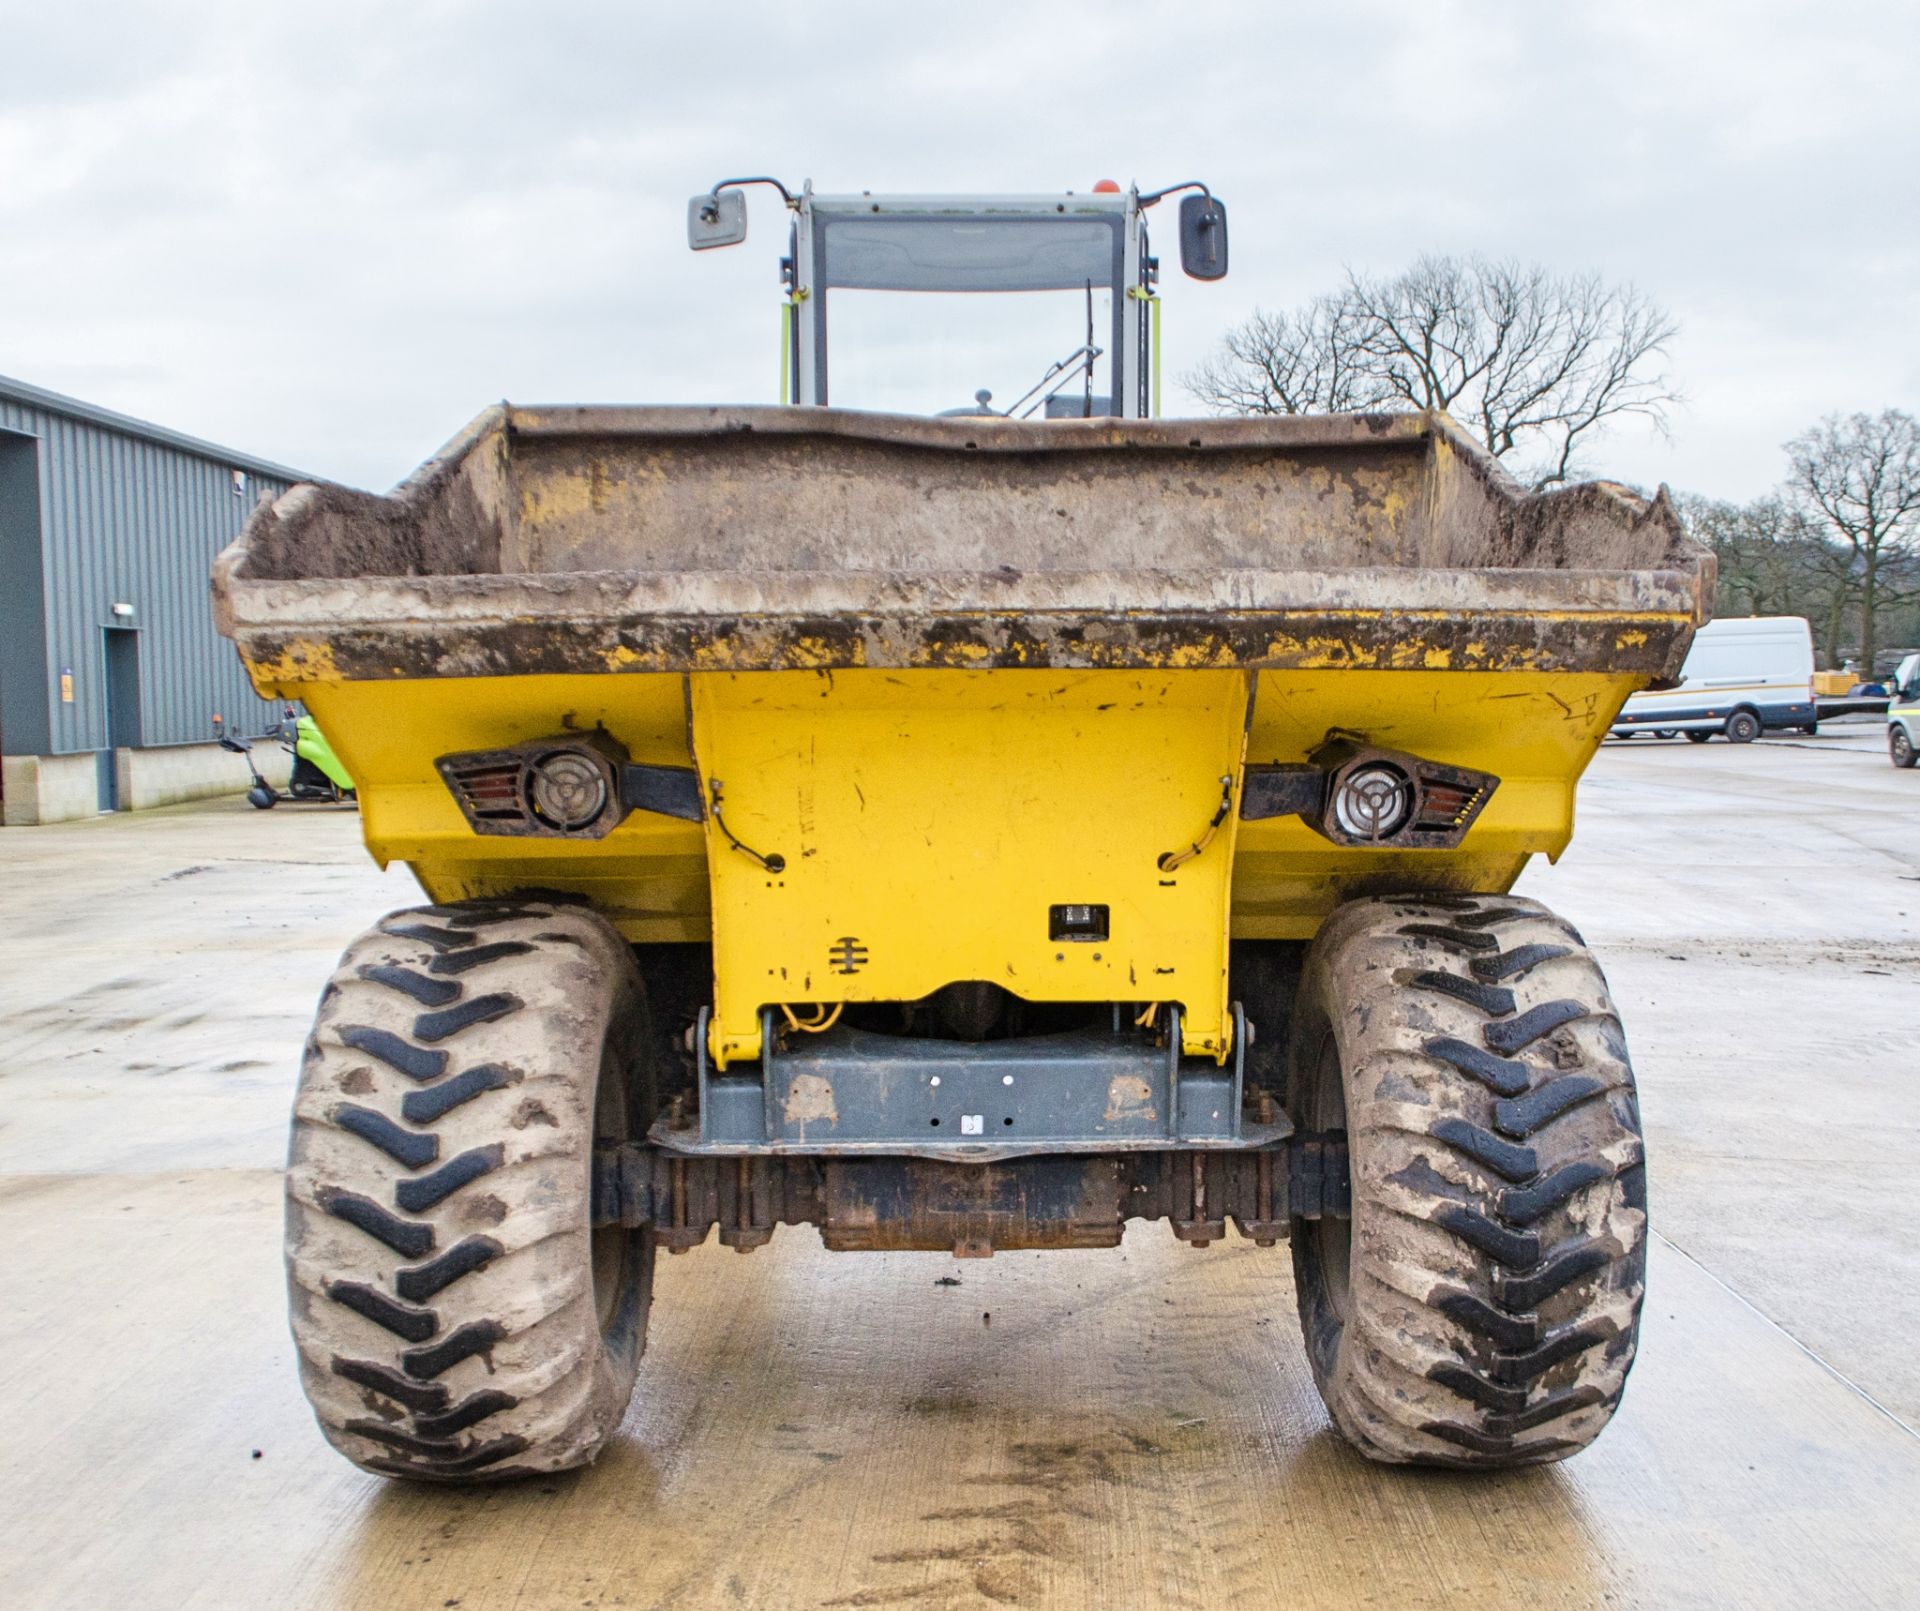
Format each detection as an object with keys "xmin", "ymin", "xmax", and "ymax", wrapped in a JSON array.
[
  {"xmin": 1183, "ymin": 299, "xmax": 1395, "ymax": 417},
  {"xmin": 1786, "ymin": 410, "xmax": 1920, "ymax": 673},
  {"xmin": 1675, "ymin": 491, "xmax": 1856, "ymax": 666},
  {"xmin": 1187, "ymin": 255, "xmax": 1679, "ymax": 490}
]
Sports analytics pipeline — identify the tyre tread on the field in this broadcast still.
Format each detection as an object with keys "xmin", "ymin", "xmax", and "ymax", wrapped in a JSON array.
[
  {"xmin": 287, "ymin": 900, "xmax": 654, "ymax": 1484},
  {"xmin": 1288, "ymin": 892, "xmax": 1647, "ymax": 1469}
]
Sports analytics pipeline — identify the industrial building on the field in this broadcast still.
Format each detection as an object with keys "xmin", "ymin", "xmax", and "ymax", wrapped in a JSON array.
[{"xmin": 0, "ymin": 373, "xmax": 309, "ymax": 825}]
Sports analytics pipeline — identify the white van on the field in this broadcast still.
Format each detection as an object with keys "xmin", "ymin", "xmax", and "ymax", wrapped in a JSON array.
[
  {"xmin": 1611, "ymin": 616, "xmax": 1817, "ymax": 744},
  {"xmin": 1889, "ymin": 653, "xmax": 1920, "ymax": 768}
]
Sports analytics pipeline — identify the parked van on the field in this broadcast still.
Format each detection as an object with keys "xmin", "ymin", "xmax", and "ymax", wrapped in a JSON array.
[
  {"xmin": 1611, "ymin": 616, "xmax": 1817, "ymax": 743},
  {"xmin": 1890, "ymin": 653, "xmax": 1920, "ymax": 768}
]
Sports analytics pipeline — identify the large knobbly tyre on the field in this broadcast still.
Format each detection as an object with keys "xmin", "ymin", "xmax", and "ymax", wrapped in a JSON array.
[
  {"xmin": 1288, "ymin": 893, "xmax": 1646, "ymax": 1467},
  {"xmin": 286, "ymin": 897, "xmax": 656, "ymax": 1481}
]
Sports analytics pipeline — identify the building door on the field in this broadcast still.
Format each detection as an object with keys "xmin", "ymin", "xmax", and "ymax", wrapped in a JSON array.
[
  {"xmin": 100, "ymin": 627, "xmax": 142, "ymax": 810},
  {"xmin": 1, "ymin": 432, "xmax": 51, "ymax": 789}
]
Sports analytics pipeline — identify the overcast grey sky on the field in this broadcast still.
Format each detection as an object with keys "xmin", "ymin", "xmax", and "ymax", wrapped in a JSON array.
[{"xmin": 2, "ymin": 0, "xmax": 1915, "ymax": 498}]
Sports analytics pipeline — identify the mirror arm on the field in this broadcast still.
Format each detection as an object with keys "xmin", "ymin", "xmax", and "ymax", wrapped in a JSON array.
[
  {"xmin": 700, "ymin": 175, "xmax": 797, "ymax": 221},
  {"xmin": 1138, "ymin": 180, "xmax": 1211, "ymax": 209}
]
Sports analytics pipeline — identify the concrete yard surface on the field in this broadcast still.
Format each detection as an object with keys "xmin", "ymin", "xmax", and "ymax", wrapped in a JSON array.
[{"xmin": 2, "ymin": 724, "xmax": 1917, "ymax": 1610}]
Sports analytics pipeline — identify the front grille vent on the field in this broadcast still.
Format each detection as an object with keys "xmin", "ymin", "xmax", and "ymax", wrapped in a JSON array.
[
  {"xmin": 1414, "ymin": 775, "xmax": 1488, "ymax": 833},
  {"xmin": 443, "ymin": 760, "xmax": 529, "ymax": 826}
]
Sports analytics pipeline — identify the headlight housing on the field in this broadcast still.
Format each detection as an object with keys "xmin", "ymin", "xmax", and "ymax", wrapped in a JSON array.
[
  {"xmin": 1241, "ymin": 735, "xmax": 1499, "ymax": 850},
  {"xmin": 438, "ymin": 733, "xmax": 704, "ymax": 838}
]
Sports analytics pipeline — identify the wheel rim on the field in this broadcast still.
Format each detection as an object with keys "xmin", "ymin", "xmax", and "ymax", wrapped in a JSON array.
[
  {"xmin": 590, "ymin": 1035, "xmax": 628, "ymax": 1331},
  {"xmin": 589, "ymin": 1025, "xmax": 655, "ymax": 1356},
  {"xmin": 1308, "ymin": 1029, "xmax": 1354, "ymax": 1328},
  {"xmin": 1896, "ymin": 730, "xmax": 1915, "ymax": 765}
]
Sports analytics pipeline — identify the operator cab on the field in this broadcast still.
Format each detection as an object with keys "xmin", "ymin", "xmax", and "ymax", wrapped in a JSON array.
[{"xmin": 689, "ymin": 177, "xmax": 1228, "ymax": 418}]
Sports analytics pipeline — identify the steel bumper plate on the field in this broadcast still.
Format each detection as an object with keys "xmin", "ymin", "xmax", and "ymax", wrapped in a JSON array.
[{"xmin": 656, "ymin": 1006, "xmax": 1288, "ymax": 1160}]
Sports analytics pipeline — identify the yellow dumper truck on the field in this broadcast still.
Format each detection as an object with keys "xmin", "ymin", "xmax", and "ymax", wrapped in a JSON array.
[{"xmin": 214, "ymin": 178, "xmax": 1710, "ymax": 1481}]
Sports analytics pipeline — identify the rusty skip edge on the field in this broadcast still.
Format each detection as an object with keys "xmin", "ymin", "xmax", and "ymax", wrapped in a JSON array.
[
  {"xmin": 304, "ymin": 403, "xmax": 1453, "ymax": 486},
  {"xmin": 224, "ymin": 603, "xmax": 1702, "ymax": 683}
]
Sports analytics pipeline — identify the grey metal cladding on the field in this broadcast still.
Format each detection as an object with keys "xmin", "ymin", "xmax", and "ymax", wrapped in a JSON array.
[
  {"xmin": 0, "ymin": 374, "xmax": 307, "ymax": 756},
  {"xmin": 0, "ymin": 372, "xmax": 305, "ymax": 482}
]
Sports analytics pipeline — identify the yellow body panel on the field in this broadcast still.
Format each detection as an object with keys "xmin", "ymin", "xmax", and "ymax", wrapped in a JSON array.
[
  {"xmin": 290, "ymin": 663, "xmax": 1644, "ymax": 1065},
  {"xmin": 689, "ymin": 670, "xmax": 1250, "ymax": 1066}
]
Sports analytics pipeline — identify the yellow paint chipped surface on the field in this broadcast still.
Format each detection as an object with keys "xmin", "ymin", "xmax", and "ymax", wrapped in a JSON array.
[{"xmin": 243, "ymin": 638, "xmax": 342, "ymax": 693}]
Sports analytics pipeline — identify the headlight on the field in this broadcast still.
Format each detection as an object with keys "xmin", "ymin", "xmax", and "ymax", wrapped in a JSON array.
[
  {"xmin": 1329, "ymin": 761, "xmax": 1415, "ymax": 842},
  {"xmin": 527, "ymin": 749, "xmax": 611, "ymax": 831}
]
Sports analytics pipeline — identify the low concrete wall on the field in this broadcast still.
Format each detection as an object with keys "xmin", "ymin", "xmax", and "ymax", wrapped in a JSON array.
[
  {"xmin": 115, "ymin": 740, "xmax": 287, "ymax": 812},
  {"xmin": 1, "ymin": 753, "xmax": 100, "ymax": 826},
  {"xmin": 2, "ymin": 742, "xmax": 291, "ymax": 824}
]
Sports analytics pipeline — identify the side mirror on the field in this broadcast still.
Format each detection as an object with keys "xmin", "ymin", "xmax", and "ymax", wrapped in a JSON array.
[
  {"xmin": 688, "ymin": 189, "xmax": 747, "ymax": 250},
  {"xmin": 1178, "ymin": 193, "xmax": 1228, "ymax": 280}
]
